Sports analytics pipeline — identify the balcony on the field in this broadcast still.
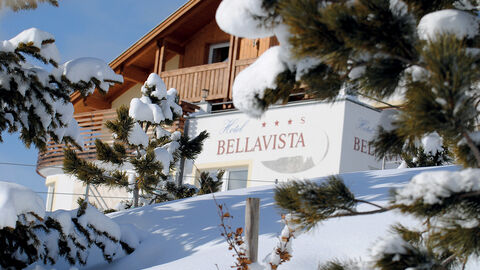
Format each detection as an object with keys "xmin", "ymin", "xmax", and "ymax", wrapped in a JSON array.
[
  {"xmin": 160, "ymin": 58, "xmax": 255, "ymax": 102},
  {"xmin": 37, "ymin": 102, "xmax": 199, "ymax": 178},
  {"xmin": 37, "ymin": 109, "xmax": 117, "ymax": 177}
]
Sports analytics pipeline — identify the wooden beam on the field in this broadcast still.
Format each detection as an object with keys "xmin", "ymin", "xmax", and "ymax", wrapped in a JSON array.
[
  {"xmin": 109, "ymin": 0, "xmax": 203, "ymax": 70},
  {"xmin": 123, "ymin": 65, "xmax": 149, "ymax": 83},
  {"xmin": 106, "ymin": 80, "xmax": 136, "ymax": 103},
  {"xmin": 245, "ymin": 198, "xmax": 260, "ymax": 263},
  {"xmin": 154, "ymin": 39, "xmax": 166, "ymax": 74},
  {"xmin": 125, "ymin": 41, "xmax": 157, "ymax": 67},
  {"xmin": 225, "ymin": 35, "xmax": 236, "ymax": 101},
  {"xmin": 164, "ymin": 39, "xmax": 185, "ymax": 55},
  {"xmin": 83, "ymin": 95, "xmax": 110, "ymax": 110},
  {"xmin": 154, "ymin": 40, "xmax": 161, "ymax": 74},
  {"xmin": 227, "ymin": 36, "xmax": 240, "ymax": 100}
]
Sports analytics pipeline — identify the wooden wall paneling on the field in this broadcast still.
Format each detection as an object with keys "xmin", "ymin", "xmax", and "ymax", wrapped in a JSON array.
[
  {"xmin": 183, "ymin": 19, "xmax": 230, "ymax": 67},
  {"xmin": 258, "ymin": 37, "xmax": 271, "ymax": 55},
  {"xmin": 238, "ymin": 38, "xmax": 258, "ymax": 60}
]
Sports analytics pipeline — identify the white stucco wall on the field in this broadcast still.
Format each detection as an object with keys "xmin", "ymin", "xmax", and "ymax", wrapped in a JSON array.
[
  {"xmin": 111, "ymin": 83, "xmax": 142, "ymax": 110},
  {"xmin": 183, "ymin": 98, "xmax": 382, "ymax": 189},
  {"xmin": 165, "ymin": 55, "xmax": 180, "ymax": 71},
  {"xmin": 45, "ymin": 173, "xmax": 130, "ymax": 211},
  {"xmin": 339, "ymin": 99, "xmax": 382, "ymax": 172},
  {"xmin": 43, "ymin": 98, "xmax": 386, "ymax": 211}
]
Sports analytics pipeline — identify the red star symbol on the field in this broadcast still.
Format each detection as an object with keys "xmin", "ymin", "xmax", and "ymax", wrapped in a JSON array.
[
  {"xmin": 275, "ymin": 120, "xmax": 279, "ymax": 126},
  {"xmin": 288, "ymin": 119, "xmax": 292, "ymax": 125},
  {"xmin": 262, "ymin": 122, "xmax": 266, "ymax": 127}
]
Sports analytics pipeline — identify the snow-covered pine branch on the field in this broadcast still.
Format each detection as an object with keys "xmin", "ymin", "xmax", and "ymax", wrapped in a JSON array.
[
  {"xmin": 0, "ymin": 28, "xmax": 122, "ymax": 149},
  {"xmin": 197, "ymin": 170, "xmax": 225, "ymax": 195},
  {"xmin": 0, "ymin": 0, "xmax": 58, "ymax": 11},
  {"xmin": 0, "ymin": 182, "xmax": 138, "ymax": 269},
  {"xmin": 216, "ymin": 0, "xmax": 480, "ymax": 168},
  {"xmin": 214, "ymin": 3, "xmax": 480, "ymax": 266}
]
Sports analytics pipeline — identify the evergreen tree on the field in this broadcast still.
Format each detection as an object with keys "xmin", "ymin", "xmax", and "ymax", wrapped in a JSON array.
[
  {"xmin": 64, "ymin": 73, "xmax": 208, "ymax": 207},
  {"xmin": 0, "ymin": 201, "xmax": 135, "ymax": 269},
  {"xmin": 0, "ymin": 27, "xmax": 123, "ymax": 150},
  {"xmin": 218, "ymin": 0, "xmax": 480, "ymax": 166},
  {"xmin": 1, "ymin": 0, "xmax": 58, "ymax": 11},
  {"xmin": 217, "ymin": 0, "xmax": 480, "ymax": 268},
  {"xmin": 197, "ymin": 170, "xmax": 225, "ymax": 195},
  {"xmin": 0, "ymin": 3, "xmax": 135, "ymax": 269},
  {"xmin": 374, "ymin": 125, "xmax": 452, "ymax": 168}
]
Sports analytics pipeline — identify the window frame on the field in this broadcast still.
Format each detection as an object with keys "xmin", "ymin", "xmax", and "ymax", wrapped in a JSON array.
[
  {"xmin": 224, "ymin": 167, "xmax": 249, "ymax": 191},
  {"xmin": 208, "ymin": 42, "xmax": 230, "ymax": 64},
  {"xmin": 46, "ymin": 184, "xmax": 55, "ymax": 211}
]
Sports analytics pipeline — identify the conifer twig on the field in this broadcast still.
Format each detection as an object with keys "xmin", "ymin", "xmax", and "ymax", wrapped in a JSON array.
[
  {"xmin": 329, "ymin": 208, "xmax": 391, "ymax": 218},
  {"xmin": 440, "ymin": 254, "xmax": 457, "ymax": 269},
  {"xmin": 462, "ymin": 132, "xmax": 480, "ymax": 167},
  {"xmin": 354, "ymin": 199, "xmax": 388, "ymax": 210}
]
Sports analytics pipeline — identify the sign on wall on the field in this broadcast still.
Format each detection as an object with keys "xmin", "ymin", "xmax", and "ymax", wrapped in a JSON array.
[{"xmin": 188, "ymin": 99, "xmax": 385, "ymax": 180}]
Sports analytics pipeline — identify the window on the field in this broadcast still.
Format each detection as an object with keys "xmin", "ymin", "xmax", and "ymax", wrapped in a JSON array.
[
  {"xmin": 196, "ymin": 167, "xmax": 249, "ymax": 191},
  {"xmin": 226, "ymin": 169, "xmax": 248, "ymax": 190},
  {"xmin": 208, "ymin": 42, "xmax": 229, "ymax": 64},
  {"xmin": 46, "ymin": 184, "xmax": 55, "ymax": 211}
]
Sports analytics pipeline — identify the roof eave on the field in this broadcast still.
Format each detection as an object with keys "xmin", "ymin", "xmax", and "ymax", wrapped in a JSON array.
[{"xmin": 109, "ymin": 0, "xmax": 203, "ymax": 70}]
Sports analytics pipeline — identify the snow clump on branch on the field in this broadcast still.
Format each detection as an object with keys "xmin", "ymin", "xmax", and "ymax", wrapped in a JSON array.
[
  {"xmin": 395, "ymin": 169, "xmax": 480, "ymax": 205},
  {"xmin": 0, "ymin": 181, "xmax": 138, "ymax": 268},
  {"xmin": 417, "ymin": 9, "xmax": 479, "ymax": 41},
  {"xmin": 216, "ymin": 0, "xmax": 316, "ymax": 117},
  {"xmin": 0, "ymin": 182, "xmax": 45, "ymax": 229},
  {"xmin": 129, "ymin": 74, "xmax": 182, "ymax": 125},
  {"xmin": 0, "ymin": 28, "xmax": 122, "ymax": 149}
]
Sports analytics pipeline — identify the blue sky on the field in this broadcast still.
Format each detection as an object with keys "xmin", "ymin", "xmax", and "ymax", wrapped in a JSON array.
[{"xmin": 0, "ymin": 0, "xmax": 188, "ymax": 199}]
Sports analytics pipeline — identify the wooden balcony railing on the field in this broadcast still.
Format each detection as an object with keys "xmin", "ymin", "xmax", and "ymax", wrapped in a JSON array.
[
  {"xmin": 159, "ymin": 58, "xmax": 257, "ymax": 102},
  {"xmin": 161, "ymin": 62, "xmax": 229, "ymax": 102},
  {"xmin": 37, "ymin": 101, "xmax": 199, "ymax": 177},
  {"xmin": 230, "ymin": 58, "xmax": 256, "ymax": 99},
  {"xmin": 37, "ymin": 109, "xmax": 118, "ymax": 177}
]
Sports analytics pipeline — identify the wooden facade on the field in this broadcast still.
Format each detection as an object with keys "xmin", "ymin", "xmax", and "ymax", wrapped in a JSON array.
[
  {"xmin": 39, "ymin": 0, "xmax": 280, "ymax": 173},
  {"xmin": 72, "ymin": 0, "xmax": 279, "ymax": 112}
]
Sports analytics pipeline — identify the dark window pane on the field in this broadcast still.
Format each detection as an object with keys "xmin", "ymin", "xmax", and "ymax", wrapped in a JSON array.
[{"xmin": 211, "ymin": 46, "xmax": 229, "ymax": 63}]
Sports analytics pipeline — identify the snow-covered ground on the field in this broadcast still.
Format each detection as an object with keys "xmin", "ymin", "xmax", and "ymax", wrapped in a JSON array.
[{"xmin": 67, "ymin": 165, "xmax": 480, "ymax": 270}]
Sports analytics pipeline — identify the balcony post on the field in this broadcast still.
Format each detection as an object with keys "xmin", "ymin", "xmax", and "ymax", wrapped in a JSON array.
[
  {"xmin": 227, "ymin": 36, "xmax": 240, "ymax": 101},
  {"xmin": 154, "ymin": 39, "xmax": 166, "ymax": 74}
]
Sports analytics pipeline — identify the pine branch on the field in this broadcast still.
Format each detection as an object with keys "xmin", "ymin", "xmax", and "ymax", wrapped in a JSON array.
[
  {"xmin": 355, "ymin": 92, "xmax": 401, "ymax": 109},
  {"xmin": 329, "ymin": 208, "xmax": 391, "ymax": 218},
  {"xmin": 354, "ymin": 199, "xmax": 389, "ymax": 211},
  {"xmin": 63, "ymin": 148, "xmax": 128, "ymax": 187},
  {"xmin": 2, "ymin": 0, "xmax": 58, "ymax": 11},
  {"xmin": 462, "ymin": 132, "xmax": 480, "ymax": 168}
]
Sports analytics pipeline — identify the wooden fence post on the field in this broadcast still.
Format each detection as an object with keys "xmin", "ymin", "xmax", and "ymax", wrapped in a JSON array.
[{"xmin": 245, "ymin": 197, "xmax": 260, "ymax": 263}]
